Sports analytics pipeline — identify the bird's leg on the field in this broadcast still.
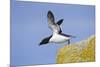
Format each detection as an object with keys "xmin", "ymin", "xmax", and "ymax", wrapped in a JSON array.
[{"xmin": 68, "ymin": 40, "xmax": 70, "ymax": 45}]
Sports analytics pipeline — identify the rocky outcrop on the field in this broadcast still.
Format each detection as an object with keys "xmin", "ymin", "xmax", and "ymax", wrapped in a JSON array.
[{"xmin": 56, "ymin": 35, "xmax": 95, "ymax": 64}]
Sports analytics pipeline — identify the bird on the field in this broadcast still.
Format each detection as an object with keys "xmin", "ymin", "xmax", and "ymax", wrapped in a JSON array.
[{"xmin": 39, "ymin": 10, "xmax": 75, "ymax": 46}]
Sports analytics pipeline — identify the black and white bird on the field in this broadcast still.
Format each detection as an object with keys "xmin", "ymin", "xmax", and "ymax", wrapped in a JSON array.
[{"xmin": 39, "ymin": 10, "xmax": 75, "ymax": 46}]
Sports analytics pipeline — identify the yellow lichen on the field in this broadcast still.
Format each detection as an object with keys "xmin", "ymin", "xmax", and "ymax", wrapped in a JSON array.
[{"xmin": 56, "ymin": 35, "xmax": 95, "ymax": 64}]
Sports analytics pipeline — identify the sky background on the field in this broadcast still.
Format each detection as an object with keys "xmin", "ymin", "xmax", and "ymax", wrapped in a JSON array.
[{"xmin": 11, "ymin": 0, "xmax": 95, "ymax": 66}]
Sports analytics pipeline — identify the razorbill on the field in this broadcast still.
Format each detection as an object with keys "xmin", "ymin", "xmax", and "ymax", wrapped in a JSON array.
[{"xmin": 39, "ymin": 10, "xmax": 75, "ymax": 45}]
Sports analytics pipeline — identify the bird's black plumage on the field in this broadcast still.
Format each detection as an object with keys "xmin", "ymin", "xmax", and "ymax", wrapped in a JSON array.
[
  {"xmin": 57, "ymin": 19, "xmax": 63, "ymax": 34},
  {"xmin": 57, "ymin": 19, "xmax": 63, "ymax": 25},
  {"xmin": 39, "ymin": 35, "xmax": 52, "ymax": 46}
]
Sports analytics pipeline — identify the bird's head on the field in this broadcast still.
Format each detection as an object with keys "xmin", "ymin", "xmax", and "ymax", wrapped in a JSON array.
[
  {"xmin": 39, "ymin": 35, "xmax": 52, "ymax": 46},
  {"xmin": 39, "ymin": 39, "xmax": 49, "ymax": 45}
]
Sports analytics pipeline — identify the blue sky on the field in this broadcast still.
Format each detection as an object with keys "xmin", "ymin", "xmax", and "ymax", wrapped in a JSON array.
[{"xmin": 11, "ymin": 0, "xmax": 95, "ymax": 66}]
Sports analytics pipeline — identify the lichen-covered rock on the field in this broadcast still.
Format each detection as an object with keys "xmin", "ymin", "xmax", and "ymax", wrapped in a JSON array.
[{"xmin": 56, "ymin": 35, "xmax": 95, "ymax": 64}]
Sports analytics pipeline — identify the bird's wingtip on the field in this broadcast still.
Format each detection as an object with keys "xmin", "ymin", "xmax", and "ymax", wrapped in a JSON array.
[
  {"xmin": 48, "ymin": 10, "xmax": 51, "ymax": 12},
  {"xmin": 48, "ymin": 10, "xmax": 52, "ymax": 14}
]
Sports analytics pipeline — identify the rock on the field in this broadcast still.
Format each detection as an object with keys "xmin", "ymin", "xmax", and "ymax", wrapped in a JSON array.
[{"xmin": 56, "ymin": 35, "xmax": 95, "ymax": 64}]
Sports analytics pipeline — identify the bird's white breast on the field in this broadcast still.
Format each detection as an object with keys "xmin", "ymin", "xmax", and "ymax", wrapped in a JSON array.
[{"xmin": 49, "ymin": 33, "xmax": 70, "ymax": 43}]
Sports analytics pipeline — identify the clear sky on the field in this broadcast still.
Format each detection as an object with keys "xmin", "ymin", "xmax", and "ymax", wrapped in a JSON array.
[{"xmin": 11, "ymin": 0, "xmax": 95, "ymax": 66}]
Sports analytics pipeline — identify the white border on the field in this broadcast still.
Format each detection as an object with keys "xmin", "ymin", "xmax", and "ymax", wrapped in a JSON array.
[
  {"xmin": 0, "ymin": 0, "xmax": 99, "ymax": 67},
  {"xmin": 0, "ymin": 0, "xmax": 10, "ymax": 67},
  {"xmin": 17, "ymin": 0, "xmax": 95, "ymax": 5}
]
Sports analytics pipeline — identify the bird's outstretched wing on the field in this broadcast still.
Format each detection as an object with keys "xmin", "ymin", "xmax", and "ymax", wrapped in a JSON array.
[
  {"xmin": 47, "ymin": 10, "xmax": 56, "ymax": 25},
  {"xmin": 57, "ymin": 19, "xmax": 63, "ymax": 25},
  {"xmin": 47, "ymin": 10, "xmax": 62, "ymax": 33}
]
